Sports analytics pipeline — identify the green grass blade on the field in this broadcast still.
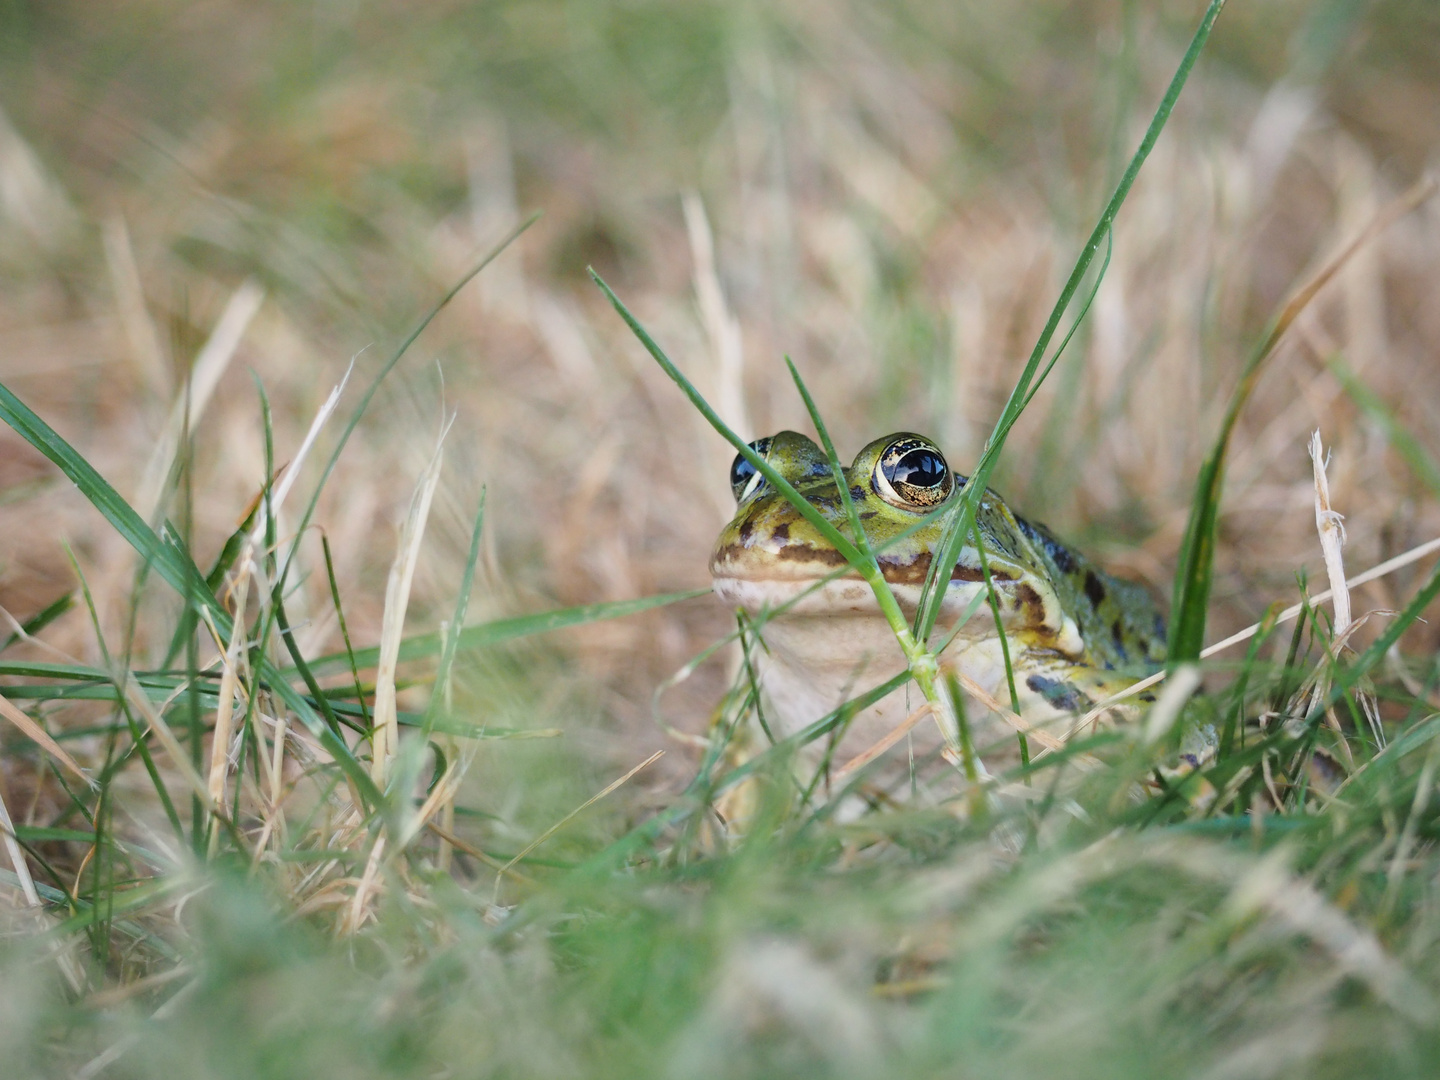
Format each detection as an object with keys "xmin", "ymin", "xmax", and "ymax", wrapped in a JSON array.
[
  {"xmin": 784, "ymin": 353, "xmax": 922, "ymax": 656},
  {"xmin": 0, "ymin": 591, "xmax": 74, "ymax": 654},
  {"xmin": 62, "ymin": 539, "xmax": 185, "ymax": 843},
  {"xmin": 1018, "ymin": 229, "xmax": 1114, "ymax": 415},
  {"xmin": 0, "ymin": 380, "xmax": 202, "ymax": 598},
  {"xmin": 321, "ymin": 532, "xmax": 371, "ymax": 728},
  {"xmin": 298, "ymin": 588, "xmax": 709, "ymax": 676},
  {"xmin": 275, "ymin": 592, "xmax": 351, "ymax": 735},
  {"xmin": 1326, "ymin": 558, "xmax": 1440, "ymax": 710},
  {"xmin": 784, "ymin": 355, "xmax": 879, "ymax": 569},
  {"xmin": 973, "ymin": 521, "xmax": 1027, "ymax": 766},
  {"xmin": 421, "ymin": 489, "xmax": 486, "ymax": 737},
  {"xmin": 917, "ymin": 0, "xmax": 1228, "ymax": 644},
  {"xmin": 1166, "ymin": 334, "xmax": 1273, "ymax": 663}
]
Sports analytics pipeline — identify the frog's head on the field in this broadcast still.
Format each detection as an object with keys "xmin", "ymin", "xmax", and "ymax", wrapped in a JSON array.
[
  {"xmin": 710, "ymin": 430, "xmax": 961, "ymax": 616},
  {"xmin": 709, "ymin": 430, "xmax": 1168, "ymax": 755}
]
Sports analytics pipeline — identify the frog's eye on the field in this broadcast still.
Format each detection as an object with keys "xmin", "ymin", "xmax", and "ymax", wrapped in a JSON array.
[
  {"xmin": 874, "ymin": 436, "xmax": 954, "ymax": 509},
  {"xmin": 729, "ymin": 436, "xmax": 774, "ymax": 502}
]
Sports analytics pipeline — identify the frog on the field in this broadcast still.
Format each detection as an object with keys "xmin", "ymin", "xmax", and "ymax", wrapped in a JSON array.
[{"xmin": 709, "ymin": 430, "xmax": 1169, "ymax": 774}]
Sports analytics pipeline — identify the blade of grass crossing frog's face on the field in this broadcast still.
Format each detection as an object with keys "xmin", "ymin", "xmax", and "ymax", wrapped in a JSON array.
[{"xmin": 710, "ymin": 431, "xmax": 1167, "ymax": 764}]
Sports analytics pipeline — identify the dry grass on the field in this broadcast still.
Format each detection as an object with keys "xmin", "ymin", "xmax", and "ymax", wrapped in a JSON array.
[
  {"xmin": 4, "ymin": 3, "xmax": 1438, "ymax": 748},
  {"xmin": 2, "ymin": 2, "xmax": 1440, "ymax": 1077}
]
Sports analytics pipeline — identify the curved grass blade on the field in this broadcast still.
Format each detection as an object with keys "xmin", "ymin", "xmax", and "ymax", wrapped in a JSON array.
[
  {"xmin": 420, "ymin": 489, "xmax": 486, "ymax": 738},
  {"xmin": 271, "ymin": 214, "xmax": 539, "ymax": 601},
  {"xmin": 321, "ymin": 533, "xmax": 371, "ymax": 728},
  {"xmin": 0, "ymin": 591, "xmax": 74, "ymax": 654},
  {"xmin": 782, "ymin": 355, "xmax": 932, "ymax": 679},
  {"xmin": 784, "ymin": 356, "xmax": 883, "ymax": 574},
  {"xmin": 592, "ymin": 270, "xmax": 865, "ymax": 569},
  {"xmin": 917, "ymin": 0, "xmax": 1229, "ymax": 646},
  {"xmin": 297, "ymin": 588, "xmax": 709, "ymax": 677},
  {"xmin": 1169, "ymin": 176, "xmax": 1436, "ymax": 663},
  {"xmin": 972, "ymin": 521, "xmax": 1026, "ymax": 766}
]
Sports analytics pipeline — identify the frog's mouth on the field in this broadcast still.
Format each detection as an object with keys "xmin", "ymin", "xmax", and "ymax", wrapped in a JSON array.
[
  {"xmin": 709, "ymin": 541, "xmax": 979, "ymax": 620},
  {"xmin": 709, "ymin": 561, "xmax": 989, "ymax": 624},
  {"xmin": 710, "ymin": 570, "xmax": 889, "ymax": 618},
  {"xmin": 709, "ymin": 539, "xmax": 887, "ymax": 617}
]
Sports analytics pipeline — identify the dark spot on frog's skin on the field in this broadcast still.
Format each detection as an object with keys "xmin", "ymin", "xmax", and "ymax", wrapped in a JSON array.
[
  {"xmin": 771, "ymin": 523, "xmax": 790, "ymax": 542},
  {"xmin": 739, "ymin": 519, "xmax": 755, "ymax": 545},
  {"xmin": 1018, "ymin": 516, "xmax": 1077, "ymax": 574},
  {"xmin": 1025, "ymin": 674, "xmax": 1088, "ymax": 712},
  {"xmin": 1111, "ymin": 620, "xmax": 1128, "ymax": 659},
  {"xmin": 1013, "ymin": 584, "xmax": 1045, "ymax": 625},
  {"xmin": 1083, "ymin": 569, "xmax": 1106, "ymax": 608},
  {"xmin": 1047, "ymin": 541, "xmax": 1077, "ymax": 575},
  {"xmin": 859, "ymin": 510, "xmax": 878, "ymax": 521}
]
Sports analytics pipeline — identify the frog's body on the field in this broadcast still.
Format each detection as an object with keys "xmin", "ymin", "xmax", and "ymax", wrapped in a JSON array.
[{"xmin": 710, "ymin": 431, "xmax": 1167, "ymax": 766}]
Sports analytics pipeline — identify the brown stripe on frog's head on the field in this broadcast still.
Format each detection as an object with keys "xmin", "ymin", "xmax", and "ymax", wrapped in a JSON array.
[
  {"xmin": 875, "ymin": 549, "xmax": 933, "ymax": 585},
  {"xmin": 710, "ymin": 482, "xmax": 854, "ymax": 579},
  {"xmin": 712, "ymin": 432, "xmax": 853, "ymax": 580}
]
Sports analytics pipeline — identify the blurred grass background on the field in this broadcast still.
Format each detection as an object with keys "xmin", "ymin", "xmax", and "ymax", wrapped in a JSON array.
[{"xmin": 2, "ymin": 1, "xmax": 1440, "ymax": 1077}]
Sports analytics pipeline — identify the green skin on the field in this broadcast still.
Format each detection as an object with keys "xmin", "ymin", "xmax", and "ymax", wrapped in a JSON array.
[{"xmin": 710, "ymin": 431, "xmax": 1167, "ymax": 757}]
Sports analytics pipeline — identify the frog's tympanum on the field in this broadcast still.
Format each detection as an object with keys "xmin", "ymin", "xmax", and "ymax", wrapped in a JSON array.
[{"xmin": 710, "ymin": 431, "xmax": 1167, "ymax": 767}]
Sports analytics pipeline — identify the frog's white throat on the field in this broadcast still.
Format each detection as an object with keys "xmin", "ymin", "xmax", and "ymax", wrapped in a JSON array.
[{"xmin": 711, "ymin": 571, "xmax": 1091, "ymax": 763}]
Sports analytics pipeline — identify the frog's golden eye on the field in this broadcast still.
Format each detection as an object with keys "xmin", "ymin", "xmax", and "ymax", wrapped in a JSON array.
[
  {"xmin": 729, "ymin": 436, "xmax": 774, "ymax": 502},
  {"xmin": 874, "ymin": 436, "xmax": 954, "ymax": 509}
]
